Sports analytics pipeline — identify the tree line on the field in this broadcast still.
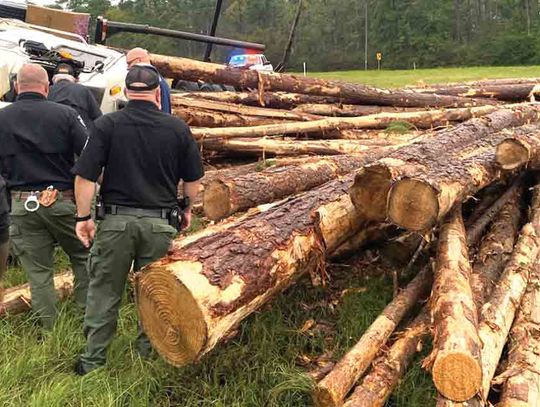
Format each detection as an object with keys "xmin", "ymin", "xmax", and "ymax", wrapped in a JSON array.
[{"xmin": 57, "ymin": 0, "xmax": 540, "ymax": 71}]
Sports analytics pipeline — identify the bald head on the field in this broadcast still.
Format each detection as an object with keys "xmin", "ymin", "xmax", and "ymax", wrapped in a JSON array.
[
  {"xmin": 16, "ymin": 64, "xmax": 49, "ymax": 96},
  {"xmin": 126, "ymin": 48, "xmax": 151, "ymax": 68}
]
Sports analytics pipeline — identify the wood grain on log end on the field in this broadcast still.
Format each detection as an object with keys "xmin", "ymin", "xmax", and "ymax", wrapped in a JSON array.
[
  {"xmin": 350, "ymin": 165, "xmax": 392, "ymax": 221},
  {"xmin": 496, "ymin": 138, "xmax": 530, "ymax": 170},
  {"xmin": 203, "ymin": 180, "xmax": 232, "ymax": 221},
  {"xmin": 388, "ymin": 178, "xmax": 439, "ymax": 231},
  {"xmin": 431, "ymin": 352, "xmax": 482, "ymax": 402},
  {"xmin": 137, "ymin": 266, "xmax": 208, "ymax": 367}
]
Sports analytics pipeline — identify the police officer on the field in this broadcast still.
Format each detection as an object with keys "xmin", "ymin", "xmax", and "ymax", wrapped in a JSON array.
[
  {"xmin": 48, "ymin": 63, "xmax": 102, "ymax": 130},
  {"xmin": 126, "ymin": 48, "xmax": 172, "ymax": 114},
  {"xmin": 72, "ymin": 64, "xmax": 203, "ymax": 375},
  {"xmin": 0, "ymin": 64, "xmax": 90, "ymax": 329},
  {"xmin": 0, "ymin": 175, "xmax": 9, "ymax": 302}
]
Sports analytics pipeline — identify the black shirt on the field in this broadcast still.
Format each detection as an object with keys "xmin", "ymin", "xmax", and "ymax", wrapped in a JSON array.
[
  {"xmin": 48, "ymin": 80, "xmax": 102, "ymax": 129},
  {"xmin": 73, "ymin": 100, "xmax": 204, "ymax": 209},
  {"xmin": 0, "ymin": 92, "xmax": 89, "ymax": 191}
]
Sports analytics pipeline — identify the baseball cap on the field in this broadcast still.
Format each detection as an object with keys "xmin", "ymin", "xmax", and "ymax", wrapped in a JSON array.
[
  {"xmin": 125, "ymin": 65, "xmax": 160, "ymax": 91},
  {"xmin": 55, "ymin": 63, "xmax": 75, "ymax": 76}
]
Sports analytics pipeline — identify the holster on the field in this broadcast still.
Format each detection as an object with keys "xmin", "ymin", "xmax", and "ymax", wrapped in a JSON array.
[{"xmin": 169, "ymin": 197, "xmax": 190, "ymax": 232}]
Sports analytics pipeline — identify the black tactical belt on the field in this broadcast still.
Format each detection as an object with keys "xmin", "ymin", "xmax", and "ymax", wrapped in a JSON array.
[{"xmin": 104, "ymin": 205, "xmax": 170, "ymax": 219}]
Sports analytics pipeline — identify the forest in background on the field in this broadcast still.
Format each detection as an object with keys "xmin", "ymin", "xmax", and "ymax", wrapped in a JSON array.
[{"xmin": 56, "ymin": 0, "xmax": 540, "ymax": 72}]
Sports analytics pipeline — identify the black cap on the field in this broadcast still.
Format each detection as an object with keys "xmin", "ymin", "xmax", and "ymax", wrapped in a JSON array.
[
  {"xmin": 125, "ymin": 65, "xmax": 160, "ymax": 91},
  {"xmin": 55, "ymin": 63, "xmax": 75, "ymax": 76}
]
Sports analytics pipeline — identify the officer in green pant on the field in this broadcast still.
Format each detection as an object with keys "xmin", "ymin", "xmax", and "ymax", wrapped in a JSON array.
[
  {"xmin": 0, "ymin": 64, "xmax": 90, "ymax": 328},
  {"xmin": 72, "ymin": 65, "xmax": 203, "ymax": 375},
  {"xmin": 0, "ymin": 175, "xmax": 9, "ymax": 301}
]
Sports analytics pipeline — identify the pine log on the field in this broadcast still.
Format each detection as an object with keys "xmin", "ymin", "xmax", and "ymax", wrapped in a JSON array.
[
  {"xmin": 413, "ymin": 83, "xmax": 540, "ymax": 102},
  {"xmin": 293, "ymin": 104, "xmax": 423, "ymax": 117},
  {"xmin": 191, "ymin": 105, "xmax": 499, "ymax": 139},
  {"xmin": 350, "ymin": 105, "xmax": 540, "ymax": 222},
  {"xmin": 409, "ymin": 78, "xmax": 540, "ymax": 89},
  {"xmin": 151, "ymin": 54, "xmax": 496, "ymax": 108},
  {"xmin": 385, "ymin": 124, "xmax": 534, "ymax": 232},
  {"xmin": 312, "ymin": 265, "xmax": 433, "ymax": 407},
  {"xmin": 0, "ymin": 271, "xmax": 73, "ymax": 316},
  {"xmin": 425, "ymin": 207, "xmax": 482, "ymax": 402},
  {"xmin": 496, "ymin": 126, "xmax": 540, "ymax": 170},
  {"xmin": 342, "ymin": 311, "xmax": 431, "ymax": 407},
  {"xmin": 137, "ymin": 174, "xmax": 378, "ymax": 367},
  {"xmin": 182, "ymin": 91, "xmax": 343, "ymax": 109},
  {"xmin": 496, "ymin": 259, "xmax": 540, "ymax": 407}
]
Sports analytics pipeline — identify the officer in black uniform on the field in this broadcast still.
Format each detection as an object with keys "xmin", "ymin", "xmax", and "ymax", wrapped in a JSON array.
[
  {"xmin": 0, "ymin": 63, "xmax": 90, "ymax": 328},
  {"xmin": 72, "ymin": 64, "xmax": 203, "ymax": 374},
  {"xmin": 0, "ymin": 175, "xmax": 9, "ymax": 302},
  {"xmin": 48, "ymin": 64, "xmax": 102, "ymax": 130}
]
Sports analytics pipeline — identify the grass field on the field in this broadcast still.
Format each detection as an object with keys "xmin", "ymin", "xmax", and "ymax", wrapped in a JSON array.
[{"xmin": 1, "ymin": 65, "xmax": 524, "ymax": 407}]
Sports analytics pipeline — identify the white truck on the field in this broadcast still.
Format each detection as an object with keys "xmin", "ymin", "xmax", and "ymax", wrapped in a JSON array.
[{"xmin": 0, "ymin": 18, "xmax": 128, "ymax": 113}]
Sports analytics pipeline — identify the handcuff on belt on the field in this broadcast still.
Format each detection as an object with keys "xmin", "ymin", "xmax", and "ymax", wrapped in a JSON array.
[{"xmin": 23, "ymin": 186, "xmax": 58, "ymax": 213}]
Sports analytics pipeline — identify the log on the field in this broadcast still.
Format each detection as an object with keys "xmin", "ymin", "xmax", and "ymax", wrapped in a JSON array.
[
  {"xmin": 182, "ymin": 91, "xmax": 343, "ymax": 109},
  {"xmin": 312, "ymin": 265, "xmax": 433, "ymax": 407},
  {"xmin": 496, "ymin": 126, "xmax": 540, "ymax": 170},
  {"xmin": 151, "ymin": 53, "xmax": 496, "ymax": 108},
  {"xmin": 425, "ymin": 207, "xmax": 482, "ymax": 402},
  {"xmin": 137, "ymin": 173, "xmax": 376, "ymax": 367},
  {"xmin": 342, "ymin": 311, "xmax": 431, "ymax": 407},
  {"xmin": 349, "ymin": 105, "xmax": 540, "ymax": 222},
  {"xmin": 293, "ymin": 103, "xmax": 423, "ymax": 117},
  {"xmin": 413, "ymin": 83, "xmax": 540, "ymax": 102},
  {"xmin": 191, "ymin": 105, "xmax": 499, "ymax": 139},
  {"xmin": 385, "ymin": 124, "xmax": 533, "ymax": 231},
  {"xmin": 0, "ymin": 271, "xmax": 73, "ymax": 316},
  {"xmin": 496, "ymin": 258, "xmax": 540, "ymax": 407}
]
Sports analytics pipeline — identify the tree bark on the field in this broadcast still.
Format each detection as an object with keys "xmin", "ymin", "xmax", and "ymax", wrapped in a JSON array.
[
  {"xmin": 151, "ymin": 53, "xmax": 497, "ymax": 108},
  {"xmin": 312, "ymin": 265, "xmax": 433, "ymax": 407},
  {"xmin": 191, "ymin": 105, "xmax": 499, "ymax": 139},
  {"xmin": 424, "ymin": 207, "xmax": 482, "ymax": 402},
  {"xmin": 413, "ymin": 83, "xmax": 540, "ymax": 102},
  {"xmin": 496, "ymin": 259, "xmax": 540, "ymax": 407},
  {"xmin": 136, "ymin": 174, "xmax": 375, "ymax": 367},
  {"xmin": 350, "ymin": 105, "xmax": 540, "ymax": 222},
  {"xmin": 182, "ymin": 91, "xmax": 343, "ymax": 109},
  {"xmin": 342, "ymin": 311, "xmax": 431, "ymax": 407},
  {"xmin": 386, "ymin": 124, "xmax": 533, "ymax": 231},
  {"xmin": 0, "ymin": 271, "xmax": 73, "ymax": 316},
  {"xmin": 496, "ymin": 127, "xmax": 540, "ymax": 170},
  {"xmin": 293, "ymin": 103, "xmax": 423, "ymax": 117}
]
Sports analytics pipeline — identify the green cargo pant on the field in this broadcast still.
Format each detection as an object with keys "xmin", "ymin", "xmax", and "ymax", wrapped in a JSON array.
[
  {"xmin": 80, "ymin": 214, "xmax": 176, "ymax": 372},
  {"xmin": 9, "ymin": 196, "xmax": 89, "ymax": 329}
]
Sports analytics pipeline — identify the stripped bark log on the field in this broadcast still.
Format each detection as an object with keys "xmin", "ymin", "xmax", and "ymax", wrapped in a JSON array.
[
  {"xmin": 293, "ymin": 103, "xmax": 423, "ymax": 117},
  {"xmin": 137, "ymin": 174, "xmax": 377, "ymax": 367},
  {"xmin": 350, "ymin": 105, "xmax": 540, "ymax": 222},
  {"xmin": 413, "ymin": 83, "xmax": 540, "ymax": 102},
  {"xmin": 496, "ymin": 258, "xmax": 540, "ymax": 407},
  {"xmin": 191, "ymin": 105, "xmax": 498, "ymax": 139},
  {"xmin": 312, "ymin": 265, "xmax": 433, "ymax": 407},
  {"xmin": 0, "ymin": 271, "xmax": 73, "ymax": 316},
  {"xmin": 424, "ymin": 207, "xmax": 482, "ymax": 402},
  {"xmin": 496, "ymin": 126, "xmax": 540, "ymax": 170},
  {"xmin": 151, "ymin": 53, "xmax": 497, "ymax": 108}
]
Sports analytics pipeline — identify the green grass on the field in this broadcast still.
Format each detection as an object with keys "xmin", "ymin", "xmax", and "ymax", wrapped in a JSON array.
[{"xmin": 310, "ymin": 65, "xmax": 540, "ymax": 88}]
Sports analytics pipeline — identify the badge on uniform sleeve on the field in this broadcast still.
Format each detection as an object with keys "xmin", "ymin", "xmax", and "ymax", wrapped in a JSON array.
[{"xmin": 39, "ymin": 186, "xmax": 58, "ymax": 207}]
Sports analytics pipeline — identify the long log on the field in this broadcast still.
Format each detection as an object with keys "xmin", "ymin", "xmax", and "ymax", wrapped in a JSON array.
[
  {"xmin": 349, "ymin": 105, "xmax": 540, "ymax": 222},
  {"xmin": 386, "ymin": 124, "xmax": 536, "ymax": 231},
  {"xmin": 191, "ymin": 105, "xmax": 499, "ymax": 139},
  {"xmin": 0, "ymin": 271, "xmax": 73, "ymax": 316},
  {"xmin": 413, "ymin": 83, "xmax": 540, "ymax": 102},
  {"xmin": 496, "ymin": 127, "xmax": 540, "ymax": 170},
  {"xmin": 293, "ymin": 103, "xmax": 423, "ymax": 117},
  {"xmin": 312, "ymin": 265, "xmax": 433, "ymax": 407},
  {"xmin": 182, "ymin": 91, "xmax": 343, "ymax": 109},
  {"xmin": 151, "ymin": 53, "xmax": 497, "ymax": 108},
  {"xmin": 137, "ymin": 174, "xmax": 377, "ymax": 367},
  {"xmin": 424, "ymin": 207, "xmax": 482, "ymax": 402},
  {"xmin": 496, "ymin": 258, "xmax": 540, "ymax": 407}
]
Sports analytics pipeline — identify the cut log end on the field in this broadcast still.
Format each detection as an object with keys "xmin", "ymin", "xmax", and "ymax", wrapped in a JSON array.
[
  {"xmin": 350, "ymin": 166, "xmax": 393, "ymax": 221},
  {"xmin": 496, "ymin": 139, "xmax": 530, "ymax": 170},
  {"xmin": 312, "ymin": 388, "xmax": 338, "ymax": 407},
  {"xmin": 137, "ymin": 267, "xmax": 207, "ymax": 367},
  {"xmin": 431, "ymin": 352, "xmax": 482, "ymax": 402},
  {"xmin": 388, "ymin": 178, "xmax": 438, "ymax": 231},
  {"xmin": 203, "ymin": 180, "xmax": 233, "ymax": 221}
]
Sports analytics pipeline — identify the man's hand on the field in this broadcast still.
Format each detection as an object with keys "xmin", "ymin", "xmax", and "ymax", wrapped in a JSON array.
[
  {"xmin": 76, "ymin": 219, "xmax": 96, "ymax": 248},
  {"xmin": 181, "ymin": 209, "xmax": 192, "ymax": 230}
]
